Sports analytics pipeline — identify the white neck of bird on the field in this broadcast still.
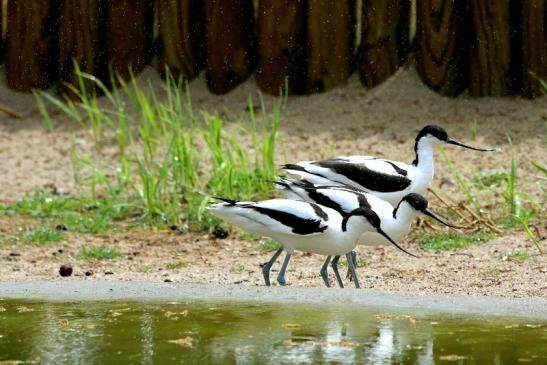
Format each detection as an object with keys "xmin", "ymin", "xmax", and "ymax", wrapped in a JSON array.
[
  {"xmin": 344, "ymin": 216, "xmax": 375, "ymax": 241},
  {"xmin": 393, "ymin": 202, "xmax": 419, "ymax": 226},
  {"xmin": 413, "ymin": 138, "xmax": 436, "ymax": 176}
]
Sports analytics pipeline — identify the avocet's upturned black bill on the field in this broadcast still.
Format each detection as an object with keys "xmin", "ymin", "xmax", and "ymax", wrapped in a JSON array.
[
  {"xmin": 282, "ymin": 125, "xmax": 499, "ymax": 205},
  {"xmin": 416, "ymin": 125, "xmax": 499, "ymax": 153},
  {"xmin": 208, "ymin": 197, "xmax": 398, "ymax": 288}
]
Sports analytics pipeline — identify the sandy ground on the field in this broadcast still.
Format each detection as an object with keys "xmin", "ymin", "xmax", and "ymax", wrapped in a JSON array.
[{"xmin": 0, "ymin": 64, "xmax": 545, "ymax": 299}]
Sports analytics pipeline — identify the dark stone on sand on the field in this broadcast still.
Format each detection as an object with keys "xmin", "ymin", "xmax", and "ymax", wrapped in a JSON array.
[
  {"xmin": 211, "ymin": 225, "xmax": 229, "ymax": 239},
  {"xmin": 59, "ymin": 264, "xmax": 73, "ymax": 277}
]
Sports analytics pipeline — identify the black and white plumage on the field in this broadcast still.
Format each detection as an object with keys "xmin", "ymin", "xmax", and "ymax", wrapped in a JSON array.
[
  {"xmin": 208, "ymin": 197, "xmax": 399, "ymax": 288},
  {"xmin": 273, "ymin": 178, "xmax": 459, "ymax": 287},
  {"xmin": 282, "ymin": 125, "xmax": 498, "ymax": 206}
]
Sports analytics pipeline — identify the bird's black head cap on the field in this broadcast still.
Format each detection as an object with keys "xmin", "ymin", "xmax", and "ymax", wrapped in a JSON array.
[
  {"xmin": 416, "ymin": 125, "xmax": 448, "ymax": 142},
  {"xmin": 402, "ymin": 193, "xmax": 428, "ymax": 211}
]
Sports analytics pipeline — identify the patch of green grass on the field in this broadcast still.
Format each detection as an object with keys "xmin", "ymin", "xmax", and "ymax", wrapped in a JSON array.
[
  {"xmin": 35, "ymin": 68, "xmax": 285, "ymax": 231},
  {"xmin": 480, "ymin": 268, "xmax": 500, "ymax": 277},
  {"xmin": 137, "ymin": 265, "xmax": 153, "ymax": 273},
  {"xmin": 337, "ymin": 256, "xmax": 366, "ymax": 268},
  {"xmin": 165, "ymin": 260, "xmax": 187, "ymax": 270},
  {"xmin": 0, "ymin": 191, "xmax": 87, "ymax": 218},
  {"xmin": 473, "ymin": 170, "xmax": 507, "ymax": 188},
  {"xmin": 76, "ymin": 247, "xmax": 122, "ymax": 261},
  {"xmin": 469, "ymin": 116, "xmax": 478, "ymax": 141},
  {"xmin": 419, "ymin": 232, "xmax": 494, "ymax": 251},
  {"xmin": 59, "ymin": 210, "xmax": 116, "ymax": 234},
  {"xmin": 506, "ymin": 250, "xmax": 530, "ymax": 262},
  {"xmin": 257, "ymin": 239, "xmax": 281, "ymax": 252},
  {"xmin": 532, "ymin": 161, "xmax": 547, "ymax": 175},
  {"xmin": 24, "ymin": 227, "xmax": 64, "ymax": 245},
  {"xmin": 229, "ymin": 264, "xmax": 246, "ymax": 273},
  {"xmin": 0, "ymin": 192, "xmax": 124, "ymax": 235}
]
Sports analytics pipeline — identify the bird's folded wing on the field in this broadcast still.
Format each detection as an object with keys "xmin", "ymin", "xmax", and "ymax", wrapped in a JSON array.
[
  {"xmin": 246, "ymin": 200, "xmax": 329, "ymax": 236},
  {"xmin": 288, "ymin": 159, "xmax": 412, "ymax": 193}
]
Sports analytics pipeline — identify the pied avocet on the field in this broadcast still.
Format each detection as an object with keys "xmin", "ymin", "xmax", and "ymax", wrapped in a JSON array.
[
  {"xmin": 273, "ymin": 178, "xmax": 459, "ymax": 287},
  {"xmin": 282, "ymin": 125, "xmax": 498, "ymax": 206},
  {"xmin": 208, "ymin": 197, "xmax": 405, "ymax": 288}
]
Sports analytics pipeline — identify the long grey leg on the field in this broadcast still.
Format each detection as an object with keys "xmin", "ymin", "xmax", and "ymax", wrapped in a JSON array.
[
  {"xmin": 320, "ymin": 256, "xmax": 332, "ymax": 288},
  {"xmin": 331, "ymin": 255, "xmax": 344, "ymax": 288},
  {"xmin": 346, "ymin": 252, "xmax": 360, "ymax": 289},
  {"xmin": 277, "ymin": 252, "xmax": 292, "ymax": 286},
  {"xmin": 347, "ymin": 250, "xmax": 358, "ymax": 281},
  {"xmin": 262, "ymin": 248, "xmax": 283, "ymax": 286}
]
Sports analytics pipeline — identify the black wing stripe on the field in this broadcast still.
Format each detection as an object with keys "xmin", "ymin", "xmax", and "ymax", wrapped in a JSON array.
[
  {"xmin": 251, "ymin": 206, "xmax": 327, "ymax": 235},
  {"xmin": 314, "ymin": 160, "xmax": 411, "ymax": 193},
  {"xmin": 307, "ymin": 190, "xmax": 345, "ymax": 215},
  {"xmin": 356, "ymin": 193, "xmax": 371, "ymax": 210},
  {"xmin": 309, "ymin": 202, "xmax": 329, "ymax": 221},
  {"xmin": 384, "ymin": 161, "xmax": 408, "ymax": 176}
]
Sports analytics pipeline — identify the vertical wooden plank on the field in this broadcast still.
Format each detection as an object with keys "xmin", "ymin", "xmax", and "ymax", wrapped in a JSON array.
[
  {"xmin": 469, "ymin": 1, "xmax": 515, "ymax": 96},
  {"xmin": 520, "ymin": 0, "xmax": 547, "ymax": 98},
  {"xmin": 255, "ymin": 0, "xmax": 306, "ymax": 95},
  {"xmin": 157, "ymin": 0, "xmax": 205, "ymax": 81},
  {"xmin": 105, "ymin": 0, "xmax": 154, "ymax": 84},
  {"xmin": 0, "ymin": 0, "xmax": 4, "ymax": 63},
  {"xmin": 58, "ymin": 0, "xmax": 105, "ymax": 98},
  {"xmin": 416, "ymin": 0, "xmax": 469, "ymax": 96},
  {"xmin": 204, "ymin": 0, "xmax": 256, "ymax": 94},
  {"xmin": 6, "ymin": 0, "xmax": 57, "ymax": 91},
  {"xmin": 306, "ymin": 0, "xmax": 355, "ymax": 93},
  {"xmin": 359, "ymin": 0, "xmax": 410, "ymax": 88}
]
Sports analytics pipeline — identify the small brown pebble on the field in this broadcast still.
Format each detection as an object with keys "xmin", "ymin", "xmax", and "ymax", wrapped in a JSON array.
[
  {"xmin": 59, "ymin": 264, "xmax": 73, "ymax": 277},
  {"xmin": 211, "ymin": 226, "xmax": 229, "ymax": 239},
  {"xmin": 85, "ymin": 271, "xmax": 93, "ymax": 277}
]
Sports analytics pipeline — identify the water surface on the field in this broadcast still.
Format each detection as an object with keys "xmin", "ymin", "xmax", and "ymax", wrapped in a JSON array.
[{"xmin": 0, "ymin": 299, "xmax": 545, "ymax": 364}]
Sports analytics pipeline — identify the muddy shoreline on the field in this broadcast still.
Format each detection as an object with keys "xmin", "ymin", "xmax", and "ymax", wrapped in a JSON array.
[{"xmin": 1, "ymin": 280, "xmax": 546, "ymax": 320}]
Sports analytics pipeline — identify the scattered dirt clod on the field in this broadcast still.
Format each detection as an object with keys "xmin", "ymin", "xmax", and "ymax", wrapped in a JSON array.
[
  {"xmin": 211, "ymin": 226, "xmax": 229, "ymax": 239},
  {"xmin": 59, "ymin": 264, "xmax": 73, "ymax": 277}
]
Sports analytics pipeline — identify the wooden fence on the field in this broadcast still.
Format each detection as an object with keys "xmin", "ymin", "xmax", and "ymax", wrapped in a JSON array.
[{"xmin": 1, "ymin": 0, "xmax": 546, "ymax": 99}]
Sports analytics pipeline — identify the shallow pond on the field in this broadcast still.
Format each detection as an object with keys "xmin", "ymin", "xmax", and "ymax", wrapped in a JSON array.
[{"xmin": 0, "ymin": 299, "xmax": 545, "ymax": 364}]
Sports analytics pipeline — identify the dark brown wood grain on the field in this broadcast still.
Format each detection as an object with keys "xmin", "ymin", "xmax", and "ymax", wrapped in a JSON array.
[
  {"xmin": 255, "ymin": 0, "xmax": 306, "ymax": 95},
  {"xmin": 6, "ymin": 0, "xmax": 58, "ymax": 91},
  {"xmin": 416, "ymin": 0, "xmax": 469, "ymax": 96},
  {"xmin": 157, "ymin": 0, "xmax": 205, "ymax": 81},
  {"xmin": 58, "ymin": 0, "xmax": 105, "ymax": 98},
  {"xmin": 306, "ymin": 0, "xmax": 355, "ymax": 93},
  {"xmin": 204, "ymin": 0, "xmax": 256, "ymax": 94},
  {"xmin": 0, "ymin": 1, "xmax": 4, "ymax": 63},
  {"xmin": 105, "ymin": 0, "xmax": 153, "ymax": 84},
  {"xmin": 520, "ymin": 0, "xmax": 547, "ymax": 98},
  {"xmin": 359, "ymin": 0, "xmax": 410, "ymax": 88},
  {"xmin": 469, "ymin": 1, "xmax": 515, "ymax": 96}
]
